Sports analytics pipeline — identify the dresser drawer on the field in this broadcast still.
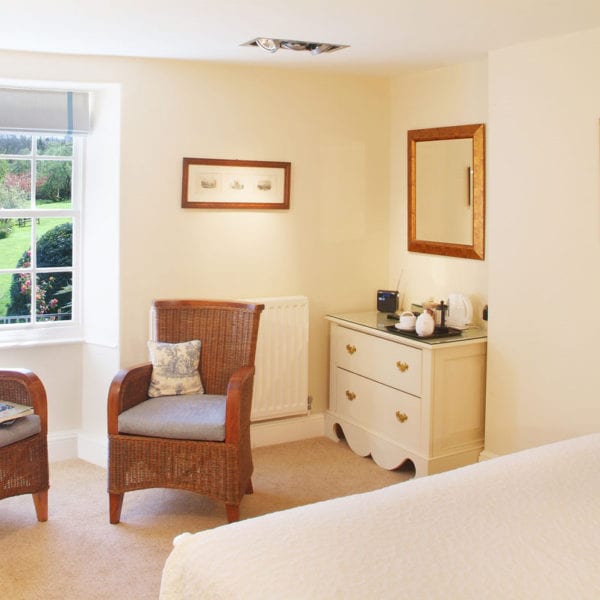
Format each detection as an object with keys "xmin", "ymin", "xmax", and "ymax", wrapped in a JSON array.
[
  {"xmin": 334, "ymin": 368, "xmax": 421, "ymax": 451},
  {"xmin": 332, "ymin": 325, "xmax": 422, "ymax": 397},
  {"xmin": 371, "ymin": 383, "xmax": 421, "ymax": 452},
  {"xmin": 334, "ymin": 367, "xmax": 369, "ymax": 425}
]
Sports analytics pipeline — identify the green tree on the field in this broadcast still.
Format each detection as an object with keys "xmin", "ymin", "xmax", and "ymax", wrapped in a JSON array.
[
  {"xmin": 37, "ymin": 138, "xmax": 72, "ymax": 156},
  {"xmin": 0, "ymin": 171, "xmax": 29, "ymax": 240},
  {"xmin": 0, "ymin": 134, "xmax": 31, "ymax": 155},
  {"xmin": 36, "ymin": 161, "xmax": 71, "ymax": 202}
]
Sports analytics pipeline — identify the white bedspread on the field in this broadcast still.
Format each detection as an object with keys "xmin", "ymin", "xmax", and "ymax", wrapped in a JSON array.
[{"xmin": 160, "ymin": 434, "xmax": 600, "ymax": 599}]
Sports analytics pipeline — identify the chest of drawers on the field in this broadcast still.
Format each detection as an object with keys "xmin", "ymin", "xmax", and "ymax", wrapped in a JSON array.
[{"xmin": 325, "ymin": 313, "xmax": 487, "ymax": 476}]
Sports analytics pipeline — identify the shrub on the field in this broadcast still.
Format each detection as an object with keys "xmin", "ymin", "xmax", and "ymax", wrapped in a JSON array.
[
  {"xmin": 7, "ymin": 222, "xmax": 72, "ymax": 318},
  {"xmin": 0, "ymin": 219, "xmax": 12, "ymax": 239},
  {"xmin": 0, "ymin": 182, "xmax": 28, "ymax": 209}
]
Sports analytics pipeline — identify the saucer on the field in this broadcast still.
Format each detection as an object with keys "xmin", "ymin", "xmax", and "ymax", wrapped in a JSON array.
[{"xmin": 395, "ymin": 323, "xmax": 415, "ymax": 332}]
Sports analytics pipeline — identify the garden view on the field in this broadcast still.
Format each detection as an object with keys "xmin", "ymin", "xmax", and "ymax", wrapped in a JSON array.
[{"xmin": 0, "ymin": 133, "xmax": 73, "ymax": 324}]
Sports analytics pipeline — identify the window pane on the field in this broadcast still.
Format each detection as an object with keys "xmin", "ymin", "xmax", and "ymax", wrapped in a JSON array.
[
  {"xmin": 0, "ymin": 158, "xmax": 31, "ymax": 208},
  {"xmin": 0, "ymin": 134, "xmax": 32, "ymax": 155},
  {"xmin": 0, "ymin": 131, "xmax": 79, "ymax": 335},
  {"xmin": 1, "ymin": 272, "xmax": 32, "ymax": 325},
  {"xmin": 35, "ymin": 159, "xmax": 72, "ymax": 209},
  {"xmin": 36, "ymin": 218, "xmax": 72, "ymax": 268},
  {"xmin": 37, "ymin": 135, "xmax": 73, "ymax": 157},
  {"xmin": 0, "ymin": 218, "xmax": 31, "ymax": 269},
  {"xmin": 0, "ymin": 219, "xmax": 14, "ymax": 254},
  {"xmin": 36, "ymin": 272, "xmax": 72, "ymax": 322},
  {"xmin": 0, "ymin": 274, "xmax": 14, "ymax": 324}
]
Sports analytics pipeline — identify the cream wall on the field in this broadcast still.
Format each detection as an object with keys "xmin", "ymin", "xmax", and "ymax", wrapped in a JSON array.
[
  {"xmin": 389, "ymin": 60, "xmax": 488, "ymax": 321},
  {"xmin": 114, "ymin": 59, "xmax": 390, "ymax": 420},
  {"xmin": 6, "ymin": 27, "xmax": 597, "ymax": 463},
  {"xmin": 484, "ymin": 27, "xmax": 600, "ymax": 455},
  {"xmin": 0, "ymin": 343, "xmax": 82, "ymax": 435},
  {"xmin": 0, "ymin": 71, "xmax": 120, "ymax": 459},
  {"xmin": 0, "ymin": 50, "xmax": 390, "ymax": 450},
  {"xmin": 79, "ymin": 84, "xmax": 121, "ymax": 453},
  {"xmin": 390, "ymin": 36, "xmax": 600, "ymax": 458}
]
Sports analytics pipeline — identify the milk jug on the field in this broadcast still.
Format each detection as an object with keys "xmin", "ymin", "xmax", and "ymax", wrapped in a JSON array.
[{"xmin": 415, "ymin": 309, "xmax": 435, "ymax": 337}]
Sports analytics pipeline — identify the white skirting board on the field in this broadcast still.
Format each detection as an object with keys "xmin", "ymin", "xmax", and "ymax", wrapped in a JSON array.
[
  {"xmin": 50, "ymin": 413, "xmax": 326, "ymax": 467},
  {"xmin": 47, "ymin": 430, "xmax": 79, "ymax": 463},
  {"xmin": 250, "ymin": 413, "xmax": 324, "ymax": 448},
  {"xmin": 478, "ymin": 449, "xmax": 499, "ymax": 461}
]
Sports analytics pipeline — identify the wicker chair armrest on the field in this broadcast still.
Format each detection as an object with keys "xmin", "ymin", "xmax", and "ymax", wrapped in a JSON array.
[
  {"xmin": 225, "ymin": 365, "xmax": 256, "ymax": 444},
  {"xmin": 0, "ymin": 368, "xmax": 47, "ymax": 433},
  {"xmin": 107, "ymin": 363, "xmax": 153, "ymax": 434}
]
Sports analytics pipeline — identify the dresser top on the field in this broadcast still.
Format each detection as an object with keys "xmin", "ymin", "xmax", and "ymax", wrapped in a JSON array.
[{"xmin": 326, "ymin": 311, "xmax": 487, "ymax": 346}]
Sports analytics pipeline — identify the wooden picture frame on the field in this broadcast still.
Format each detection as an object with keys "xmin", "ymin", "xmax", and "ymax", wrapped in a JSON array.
[
  {"xmin": 407, "ymin": 124, "xmax": 485, "ymax": 260},
  {"xmin": 182, "ymin": 158, "xmax": 291, "ymax": 209}
]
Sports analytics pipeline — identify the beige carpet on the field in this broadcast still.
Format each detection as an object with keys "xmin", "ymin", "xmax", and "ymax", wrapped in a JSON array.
[{"xmin": 0, "ymin": 437, "xmax": 413, "ymax": 600}]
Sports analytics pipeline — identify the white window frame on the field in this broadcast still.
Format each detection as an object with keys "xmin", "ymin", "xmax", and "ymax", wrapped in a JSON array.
[{"xmin": 0, "ymin": 133, "xmax": 83, "ymax": 346}]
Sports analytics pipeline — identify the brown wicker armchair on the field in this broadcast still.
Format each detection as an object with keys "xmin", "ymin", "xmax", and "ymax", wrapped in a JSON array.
[
  {"xmin": 0, "ymin": 369, "xmax": 49, "ymax": 522},
  {"xmin": 107, "ymin": 299, "xmax": 264, "ymax": 524}
]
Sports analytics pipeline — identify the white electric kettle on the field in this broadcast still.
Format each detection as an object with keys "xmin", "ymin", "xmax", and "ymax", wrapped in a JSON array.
[{"xmin": 446, "ymin": 293, "xmax": 473, "ymax": 329}]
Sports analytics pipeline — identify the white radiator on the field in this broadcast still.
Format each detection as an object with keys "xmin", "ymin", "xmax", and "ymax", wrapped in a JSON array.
[{"xmin": 244, "ymin": 296, "xmax": 309, "ymax": 422}]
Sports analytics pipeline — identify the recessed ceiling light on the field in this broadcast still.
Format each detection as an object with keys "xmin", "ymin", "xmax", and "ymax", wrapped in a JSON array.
[
  {"xmin": 243, "ymin": 38, "xmax": 349, "ymax": 56},
  {"xmin": 255, "ymin": 38, "xmax": 280, "ymax": 53},
  {"xmin": 280, "ymin": 41, "xmax": 308, "ymax": 52}
]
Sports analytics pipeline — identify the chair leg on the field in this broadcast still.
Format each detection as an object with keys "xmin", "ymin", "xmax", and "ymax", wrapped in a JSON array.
[
  {"xmin": 109, "ymin": 492, "xmax": 124, "ymax": 524},
  {"xmin": 225, "ymin": 503, "xmax": 240, "ymax": 523},
  {"xmin": 245, "ymin": 478, "xmax": 254, "ymax": 495},
  {"xmin": 32, "ymin": 490, "xmax": 48, "ymax": 522}
]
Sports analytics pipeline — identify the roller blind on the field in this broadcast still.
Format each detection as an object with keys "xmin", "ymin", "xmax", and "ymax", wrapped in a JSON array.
[{"xmin": 0, "ymin": 88, "xmax": 90, "ymax": 134}]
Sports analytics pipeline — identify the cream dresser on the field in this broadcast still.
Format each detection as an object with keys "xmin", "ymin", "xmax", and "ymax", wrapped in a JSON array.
[{"xmin": 325, "ymin": 312, "xmax": 487, "ymax": 476}]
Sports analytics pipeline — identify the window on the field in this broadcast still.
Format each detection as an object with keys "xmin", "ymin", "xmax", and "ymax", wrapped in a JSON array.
[{"xmin": 0, "ymin": 132, "xmax": 81, "ymax": 340}]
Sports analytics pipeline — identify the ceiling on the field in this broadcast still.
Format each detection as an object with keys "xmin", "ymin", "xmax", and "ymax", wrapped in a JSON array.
[{"xmin": 2, "ymin": 0, "xmax": 600, "ymax": 75}]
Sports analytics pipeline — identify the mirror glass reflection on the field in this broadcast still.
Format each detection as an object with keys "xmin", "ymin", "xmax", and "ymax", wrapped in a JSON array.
[{"xmin": 416, "ymin": 138, "xmax": 473, "ymax": 245}]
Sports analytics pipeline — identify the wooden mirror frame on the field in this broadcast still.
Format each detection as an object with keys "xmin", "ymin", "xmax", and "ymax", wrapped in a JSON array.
[{"xmin": 407, "ymin": 123, "xmax": 485, "ymax": 260}]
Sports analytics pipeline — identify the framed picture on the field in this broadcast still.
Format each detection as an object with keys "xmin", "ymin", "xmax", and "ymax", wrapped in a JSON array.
[{"xmin": 182, "ymin": 158, "xmax": 291, "ymax": 209}]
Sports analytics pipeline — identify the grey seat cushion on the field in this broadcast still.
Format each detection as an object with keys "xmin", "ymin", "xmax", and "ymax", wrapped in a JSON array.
[
  {"xmin": 0, "ymin": 414, "xmax": 42, "ymax": 448},
  {"xmin": 118, "ymin": 393, "xmax": 226, "ymax": 442}
]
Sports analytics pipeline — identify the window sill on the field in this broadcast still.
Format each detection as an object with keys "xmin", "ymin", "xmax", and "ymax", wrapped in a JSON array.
[
  {"xmin": 0, "ymin": 336, "xmax": 84, "ymax": 350},
  {"xmin": 0, "ymin": 323, "xmax": 83, "ymax": 349}
]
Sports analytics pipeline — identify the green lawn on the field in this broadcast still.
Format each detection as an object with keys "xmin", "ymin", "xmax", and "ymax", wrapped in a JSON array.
[{"xmin": 0, "ymin": 201, "xmax": 71, "ymax": 316}]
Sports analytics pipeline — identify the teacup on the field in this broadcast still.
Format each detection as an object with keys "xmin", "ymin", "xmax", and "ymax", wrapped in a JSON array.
[{"xmin": 397, "ymin": 311, "xmax": 416, "ymax": 330}]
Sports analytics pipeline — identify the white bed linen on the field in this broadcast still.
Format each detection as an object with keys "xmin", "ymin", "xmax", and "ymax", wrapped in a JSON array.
[{"xmin": 160, "ymin": 433, "xmax": 600, "ymax": 599}]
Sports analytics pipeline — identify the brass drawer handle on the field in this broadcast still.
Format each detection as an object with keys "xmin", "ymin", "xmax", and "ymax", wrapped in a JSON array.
[
  {"xmin": 396, "ymin": 361, "xmax": 409, "ymax": 372},
  {"xmin": 395, "ymin": 411, "xmax": 408, "ymax": 423},
  {"xmin": 346, "ymin": 344, "xmax": 357, "ymax": 355},
  {"xmin": 345, "ymin": 390, "xmax": 356, "ymax": 401}
]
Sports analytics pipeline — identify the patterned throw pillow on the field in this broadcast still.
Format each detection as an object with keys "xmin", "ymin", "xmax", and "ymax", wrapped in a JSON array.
[{"xmin": 147, "ymin": 340, "xmax": 204, "ymax": 398}]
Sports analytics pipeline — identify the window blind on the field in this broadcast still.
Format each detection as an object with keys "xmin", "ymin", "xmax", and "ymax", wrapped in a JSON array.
[{"xmin": 0, "ymin": 88, "xmax": 90, "ymax": 134}]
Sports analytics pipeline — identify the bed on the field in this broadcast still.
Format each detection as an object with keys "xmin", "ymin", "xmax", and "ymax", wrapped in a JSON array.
[{"xmin": 160, "ymin": 433, "xmax": 600, "ymax": 599}]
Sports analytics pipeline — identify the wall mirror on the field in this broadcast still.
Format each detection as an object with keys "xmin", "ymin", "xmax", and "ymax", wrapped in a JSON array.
[{"xmin": 407, "ymin": 123, "xmax": 485, "ymax": 260}]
